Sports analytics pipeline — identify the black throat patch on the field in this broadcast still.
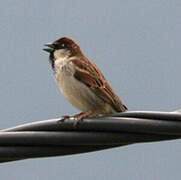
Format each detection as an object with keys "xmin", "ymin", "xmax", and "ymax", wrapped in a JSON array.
[{"xmin": 49, "ymin": 53, "xmax": 55, "ymax": 70}]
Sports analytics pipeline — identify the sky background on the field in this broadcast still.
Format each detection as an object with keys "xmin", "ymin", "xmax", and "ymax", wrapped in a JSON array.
[{"xmin": 0, "ymin": 0, "xmax": 181, "ymax": 179}]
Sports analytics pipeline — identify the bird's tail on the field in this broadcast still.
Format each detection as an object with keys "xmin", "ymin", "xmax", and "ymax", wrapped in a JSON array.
[{"xmin": 120, "ymin": 104, "xmax": 128, "ymax": 112}]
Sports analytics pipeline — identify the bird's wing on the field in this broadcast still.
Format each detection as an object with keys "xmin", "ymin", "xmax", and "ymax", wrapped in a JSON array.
[{"xmin": 71, "ymin": 58, "xmax": 127, "ymax": 112}]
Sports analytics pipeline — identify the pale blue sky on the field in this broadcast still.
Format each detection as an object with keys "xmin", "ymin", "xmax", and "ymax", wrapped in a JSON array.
[{"xmin": 0, "ymin": 1, "xmax": 181, "ymax": 179}]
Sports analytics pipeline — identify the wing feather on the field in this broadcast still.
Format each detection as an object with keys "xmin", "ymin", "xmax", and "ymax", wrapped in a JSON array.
[{"xmin": 71, "ymin": 58, "xmax": 127, "ymax": 112}]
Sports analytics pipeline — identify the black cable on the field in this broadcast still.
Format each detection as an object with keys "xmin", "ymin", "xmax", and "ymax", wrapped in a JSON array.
[{"xmin": 0, "ymin": 111, "xmax": 181, "ymax": 163}]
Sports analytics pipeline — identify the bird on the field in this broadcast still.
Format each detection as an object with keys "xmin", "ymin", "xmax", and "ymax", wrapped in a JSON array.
[{"xmin": 43, "ymin": 37, "xmax": 127, "ymax": 123}]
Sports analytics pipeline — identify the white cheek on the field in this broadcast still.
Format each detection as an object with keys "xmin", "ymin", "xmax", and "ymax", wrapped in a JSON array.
[{"xmin": 54, "ymin": 49, "xmax": 70, "ymax": 59}]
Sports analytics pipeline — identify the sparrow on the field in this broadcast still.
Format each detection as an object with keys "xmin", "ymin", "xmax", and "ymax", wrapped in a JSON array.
[{"xmin": 43, "ymin": 37, "xmax": 127, "ymax": 123}]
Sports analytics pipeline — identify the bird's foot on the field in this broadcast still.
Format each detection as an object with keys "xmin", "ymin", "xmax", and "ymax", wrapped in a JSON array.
[{"xmin": 58, "ymin": 111, "xmax": 92, "ymax": 126}]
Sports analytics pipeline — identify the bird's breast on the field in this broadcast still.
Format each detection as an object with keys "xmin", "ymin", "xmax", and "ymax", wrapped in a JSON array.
[{"xmin": 54, "ymin": 60, "xmax": 104, "ymax": 112}]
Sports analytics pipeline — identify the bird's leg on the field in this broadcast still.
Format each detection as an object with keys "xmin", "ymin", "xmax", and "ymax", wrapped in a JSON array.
[
  {"xmin": 73, "ymin": 111, "xmax": 93, "ymax": 126},
  {"xmin": 59, "ymin": 111, "xmax": 92, "ymax": 126}
]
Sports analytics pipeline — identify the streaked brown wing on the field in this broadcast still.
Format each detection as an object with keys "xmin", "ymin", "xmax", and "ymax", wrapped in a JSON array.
[{"xmin": 71, "ymin": 58, "xmax": 127, "ymax": 112}]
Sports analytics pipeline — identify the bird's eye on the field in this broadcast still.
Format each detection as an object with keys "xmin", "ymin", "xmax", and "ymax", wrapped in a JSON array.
[{"xmin": 61, "ymin": 43, "xmax": 65, "ymax": 47}]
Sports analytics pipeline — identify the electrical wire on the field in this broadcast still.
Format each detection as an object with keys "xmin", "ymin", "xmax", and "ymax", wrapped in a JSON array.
[{"xmin": 0, "ymin": 111, "xmax": 181, "ymax": 163}]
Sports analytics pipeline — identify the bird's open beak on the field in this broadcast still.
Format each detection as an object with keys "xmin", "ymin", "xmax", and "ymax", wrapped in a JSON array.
[{"xmin": 43, "ymin": 43, "xmax": 55, "ymax": 53}]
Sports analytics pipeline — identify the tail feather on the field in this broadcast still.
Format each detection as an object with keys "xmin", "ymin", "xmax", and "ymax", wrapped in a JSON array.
[{"xmin": 120, "ymin": 104, "xmax": 128, "ymax": 112}]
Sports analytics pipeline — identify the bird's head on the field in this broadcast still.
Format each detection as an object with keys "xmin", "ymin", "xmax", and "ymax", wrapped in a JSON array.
[{"xmin": 43, "ymin": 37, "xmax": 83, "ymax": 69}]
